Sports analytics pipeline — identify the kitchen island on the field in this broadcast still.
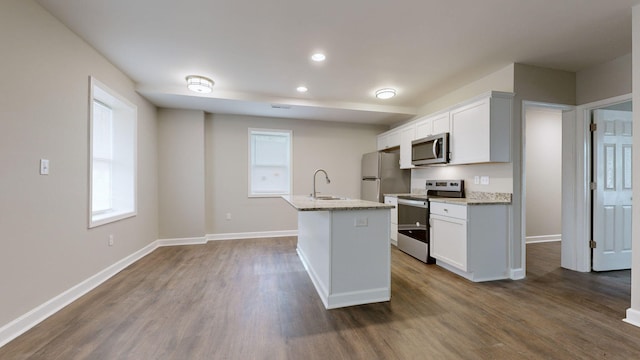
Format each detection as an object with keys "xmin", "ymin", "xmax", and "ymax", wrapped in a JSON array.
[{"xmin": 282, "ymin": 195, "xmax": 394, "ymax": 309}]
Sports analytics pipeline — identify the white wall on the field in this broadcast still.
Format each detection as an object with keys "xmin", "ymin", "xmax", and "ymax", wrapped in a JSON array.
[
  {"xmin": 416, "ymin": 64, "xmax": 515, "ymax": 118},
  {"xmin": 205, "ymin": 114, "xmax": 387, "ymax": 235},
  {"xmin": 577, "ymin": 53, "xmax": 632, "ymax": 105},
  {"xmin": 0, "ymin": 0, "xmax": 158, "ymax": 328},
  {"xmin": 525, "ymin": 107, "xmax": 562, "ymax": 242},
  {"xmin": 411, "ymin": 163, "xmax": 512, "ymax": 194},
  {"xmin": 158, "ymin": 109, "xmax": 206, "ymax": 239}
]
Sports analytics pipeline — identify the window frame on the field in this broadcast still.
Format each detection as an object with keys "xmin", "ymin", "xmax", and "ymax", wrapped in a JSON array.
[
  {"xmin": 89, "ymin": 76, "xmax": 138, "ymax": 228},
  {"xmin": 247, "ymin": 128, "xmax": 293, "ymax": 197}
]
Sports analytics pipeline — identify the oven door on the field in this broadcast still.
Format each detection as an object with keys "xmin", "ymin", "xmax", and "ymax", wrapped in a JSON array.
[{"xmin": 397, "ymin": 198, "xmax": 429, "ymax": 262}]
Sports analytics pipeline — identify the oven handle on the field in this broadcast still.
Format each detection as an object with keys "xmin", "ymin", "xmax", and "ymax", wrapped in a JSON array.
[{"xmin": 397, "ymin": 198, "xmax": 428, "ymax": 208}]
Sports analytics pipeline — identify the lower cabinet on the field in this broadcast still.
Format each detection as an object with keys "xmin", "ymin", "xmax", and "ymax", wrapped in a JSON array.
[
  {"xmin": 430, "ymin": 204, "xmax": 467, "ymax": 271},
  {"xmin": 384, "ymin": 196, "xmax": 398, "ymax": 245},
  {"xmin": 430, "ymin": 201, "xmax": 509, "ymax": 282}
]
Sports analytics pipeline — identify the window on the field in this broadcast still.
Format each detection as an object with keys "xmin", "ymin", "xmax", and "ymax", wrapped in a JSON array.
[
  {"xmin": 89, "ymin": 77, "xmax": 137, "ymax": 227},
  {"xmin": 248, "ymin": 129, "xmax": 292, "ymax": 197}
]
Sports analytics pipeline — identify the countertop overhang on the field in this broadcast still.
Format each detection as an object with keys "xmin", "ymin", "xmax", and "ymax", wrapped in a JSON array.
[{"xmin": 282, "ymin": 195, "xmax": 394, "ymax": 211}]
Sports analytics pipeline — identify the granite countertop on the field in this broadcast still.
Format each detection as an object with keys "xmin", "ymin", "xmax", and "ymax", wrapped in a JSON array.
[
  {"xmin": 282, "ymin": 195, "xmax": 394, "ymax": 211},
  {"xmin": 384, "ymin": 191, "xmax": 512, "ymax": 205}
]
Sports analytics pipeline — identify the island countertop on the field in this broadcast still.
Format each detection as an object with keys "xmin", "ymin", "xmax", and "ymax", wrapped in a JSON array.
[{"xmin": 282, "ymin": 195, "xmax": 394, "ymax": 211}]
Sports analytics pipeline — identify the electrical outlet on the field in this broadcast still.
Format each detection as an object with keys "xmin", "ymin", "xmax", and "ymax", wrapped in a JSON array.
[
  {"xmin": 108, "ymin": 234, "xmax": 114, "ymax": 246},
  {"xmin": 226, "ymin": 213, "xmax": 232, "ymax": 221},
  {"xmin": 480, "ymin": 176, "xmax": 490, "ymax": 185}
]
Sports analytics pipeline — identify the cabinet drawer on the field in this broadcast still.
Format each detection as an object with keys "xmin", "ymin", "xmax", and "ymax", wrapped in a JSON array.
[{"xmin": 430, "ymin": 202, "xmax": 466, "ymax": 220}]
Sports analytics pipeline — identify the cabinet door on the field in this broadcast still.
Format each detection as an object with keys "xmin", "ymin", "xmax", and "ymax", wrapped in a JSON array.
[
  {"xmin": 387, "ymin": 130, "xmax": 401, "ymax": 148},
  {"xmin": 399, "ymin": 126, "xmax": 415, "ymax": 169},
  {"xmin": 415, "ymin": 118, "xmax": 432, "ymax": 139},
  {"xmin": 449, "ymin": 98, "xmax": 490, "ymax": 164},
  {"xmin": 377, "ymin": 134, "xmax": 387, "ymax": 151},
  {"xmin": 432, "ymin": 112, "xmax": 450, "ymax": 134},
  {"xmin": 430, "ymin": 214, "xmax": 467, "ymax": 271}
]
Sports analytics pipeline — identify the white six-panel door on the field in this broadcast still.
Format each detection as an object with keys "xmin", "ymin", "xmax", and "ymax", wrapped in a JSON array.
[{"xmin": 592, "ymin": 109, "xmax": 633, "ymax": 271}]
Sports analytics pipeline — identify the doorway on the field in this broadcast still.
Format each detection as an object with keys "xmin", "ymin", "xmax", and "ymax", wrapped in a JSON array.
[
  {"xmin": 524, "ymin": 106, "xmax": 563, "ymax": 246},
  {"xmin": 522, "ymin": 102, "xmax": 572, "ymax": 276},
  {"xmin": 525, "ymin": 95, "xmax": 633, "ymax": 274}
]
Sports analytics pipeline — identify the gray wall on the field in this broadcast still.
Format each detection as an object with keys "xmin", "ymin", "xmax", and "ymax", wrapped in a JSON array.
[
  {"xmin": 205, "ymin": 113, "xmax": 386, "ymax": 235},
  {"xmin": 577, "ymin": 53, "xmax": 632, "ymax": 105},
  {"xmin": 525, "ymin": 107, "xmax": 562, "ymax": 241},
  {"xmin": 158, "ymin": 109, "xmax": 206, "ymax": 239},
  {"xmin": 0, "ymin": 0, "xmax": 158, "ymax": 327}
]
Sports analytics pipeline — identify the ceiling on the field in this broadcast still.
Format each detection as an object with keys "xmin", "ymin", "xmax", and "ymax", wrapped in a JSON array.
[{"xmin": 36, "ymin": 0, "xmax": 640, "ymax": 125}]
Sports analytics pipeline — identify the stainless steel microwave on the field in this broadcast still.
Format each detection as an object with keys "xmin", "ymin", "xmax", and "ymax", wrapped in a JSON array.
[{"xmin": 411, "ymin": 132, "xmax": 449, "ymax": 166}]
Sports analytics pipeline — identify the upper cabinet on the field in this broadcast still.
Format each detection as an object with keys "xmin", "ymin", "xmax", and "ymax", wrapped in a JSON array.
[
  {"xmin": 376, "ymin": 91, "xmax": 513, "ymax": 167},
  {"xmin": 414, "ymin": 111, "xmax": 449, "ymax": 140},
  {"xmin": 449, "ymin": 92, "xmax": 512, "ymax": 165},
  {"xmin": 376, "ymin": 128, "xmax": 401, "ymax": 151},
  {"xmin": 431, "ymin": 112, "xmax": 450, "ymax": 135},
  {"xmin": 399, "ymin": 125, "xmax": 415, "ymax": 169}
]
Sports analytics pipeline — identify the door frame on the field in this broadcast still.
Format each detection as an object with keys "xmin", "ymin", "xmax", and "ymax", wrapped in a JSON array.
[{"xmin": 560, "ymin": 93, "xmax": 632, "ymax": 272}]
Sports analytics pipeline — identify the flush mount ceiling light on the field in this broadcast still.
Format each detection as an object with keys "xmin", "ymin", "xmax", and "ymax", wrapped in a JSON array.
[
  {"xmin": 375, "ymin": 88, "xmax": 396, "ymax": 99},
  {"xmin": 311, "ymin": 53, "xmax": 326, "ymax": 62},
  {"xmin": 296, "ymin": 86, "xmax": 308, "ymax": 93},
  {"xmin": 185, "ymin": 75, "xmax": 214, "ymax": 93}
]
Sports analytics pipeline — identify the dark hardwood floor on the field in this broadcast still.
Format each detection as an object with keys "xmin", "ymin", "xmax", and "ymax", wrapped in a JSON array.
[{"xmin": 1, "ymin": 239, "xmax": 638, "ymax": 359}]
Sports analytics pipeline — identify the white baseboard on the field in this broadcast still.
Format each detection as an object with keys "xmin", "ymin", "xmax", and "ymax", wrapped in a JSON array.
[
  {"xmin": 207, "ymin": 230, "xmax": 297, "ymax": 241},
  {"xmin": 510, "ymin": 268, "xmax": 526, "ymax": 280},
  {"xmin": 526, "ymin": 234, "xmax": 562, "ymax": 243},
  {"xmin": 624, "ymin": 308, "xmax": 640, "ymax": 328},
  {"xmin": 156, "ymin": 236, "xmax": 207, "ymax": 247},
  {"xmin": 0, "ymin": 240, "xmax": 159, "ymax": 348}
]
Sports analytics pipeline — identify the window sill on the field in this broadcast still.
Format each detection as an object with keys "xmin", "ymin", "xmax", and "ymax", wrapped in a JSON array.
[{"xmin": 90, "ymin": 210, "xmax": 136, "ymax": 228}]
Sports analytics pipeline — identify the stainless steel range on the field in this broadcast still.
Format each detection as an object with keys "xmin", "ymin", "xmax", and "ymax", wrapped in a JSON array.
[{"xmin": 396, "ymin": 180, "xmax": 464, "ymax": 263}]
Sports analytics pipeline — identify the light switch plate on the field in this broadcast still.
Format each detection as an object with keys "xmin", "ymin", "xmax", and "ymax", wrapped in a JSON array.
[
  {"xmin": 474, "ymin": 176, "xmax": 480, "ymax": 185},
  {"xmin": 40, "ymin": 159, "xmax": 49, "ymax": 175}
]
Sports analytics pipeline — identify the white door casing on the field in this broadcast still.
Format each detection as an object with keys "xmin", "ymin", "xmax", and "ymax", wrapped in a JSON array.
[{"xmin": 592, "ymin": 109, "xmax": 633, "ymax": 271}]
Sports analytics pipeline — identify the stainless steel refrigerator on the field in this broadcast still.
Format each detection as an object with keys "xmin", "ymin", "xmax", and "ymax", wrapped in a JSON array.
[{"xmin": 361, "ymin": 151, "xmax": 410, "ymax": 202}]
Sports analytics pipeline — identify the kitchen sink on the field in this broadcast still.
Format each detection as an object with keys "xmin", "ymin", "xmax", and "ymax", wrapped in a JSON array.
[{"xmin": 312, "ymin": 195, "xmax": 348, "ymax": 200}]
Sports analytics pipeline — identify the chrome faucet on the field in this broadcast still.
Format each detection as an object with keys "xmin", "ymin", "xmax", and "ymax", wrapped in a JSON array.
[{"xmin": 313, "ymin": 169, "xmax": 331, "ymax": 198}]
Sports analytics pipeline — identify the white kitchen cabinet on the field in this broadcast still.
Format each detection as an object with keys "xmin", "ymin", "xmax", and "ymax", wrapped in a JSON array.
[
  {"xmin": 449, "ymin": 92, "xmax": 512, "ymax": 165},
  {"xmin": 376, "ymin": 128, "xmax": 401, "ymax": 151},
  {"xmin": 429, "ymin": 201, "xmax": 509, "ymax": 282},
  {"xmin": 431, "ymin": 112, "xmax": 450, "ymax": 135},
  {"xmin": 415, "ymin": 117, "xmax": 433, "ymax": 139},
  {"xmin": 430, "ymin": 203, "xmax": 467, "ymax": 271},
  {"xmin": 414, "ymin": 111, "xmax": 450, "ymax": 140},
  {"xmin": 384, "ymin": 196, "xmax": 398, "ymax": 246},
  {"xmin": 399, "ymin": 125, "xmax": 415, "ymax": 169}
]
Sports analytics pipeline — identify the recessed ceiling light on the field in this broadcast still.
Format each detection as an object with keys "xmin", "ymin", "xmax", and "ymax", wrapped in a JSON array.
[
  {"xmin": 296, "ymin": 86, "xmax": 308, "ymax": 93},
  {"xmin": 375, "ymin": 88, "xmax": 396, "ymax": 99},
  {"xmin": 311, "ymin": 53, "xmax": 326, "ymax": 62},
  {"xmin": 185, "ymin": 75, "xmax": 214, "ymax": 93}
]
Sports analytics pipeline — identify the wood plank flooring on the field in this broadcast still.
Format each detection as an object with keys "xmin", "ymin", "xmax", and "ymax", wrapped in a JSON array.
[{"xmin": 1, "ymin": 239, "xmax": 639, "ymax": 359}]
